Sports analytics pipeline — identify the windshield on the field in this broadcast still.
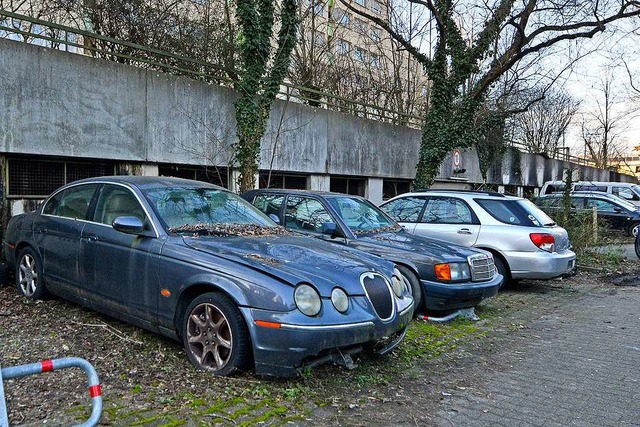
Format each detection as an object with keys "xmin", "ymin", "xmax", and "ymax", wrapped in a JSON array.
[
  {"xmin": 326, "ymin": 196, "xmax": 398, "ymax": 233},
  {"xmin": 605, "ymin": 193, "xmax": 637, "ymax": 210},
  {"xmin": 143, "ymin": 187, "xmax": 276, "ymax": 231}
]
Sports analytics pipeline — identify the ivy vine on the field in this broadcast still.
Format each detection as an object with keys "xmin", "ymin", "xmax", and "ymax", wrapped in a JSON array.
[{"xmin": 233, "ymin": 0, "xmax": 297, "ymax": 192}]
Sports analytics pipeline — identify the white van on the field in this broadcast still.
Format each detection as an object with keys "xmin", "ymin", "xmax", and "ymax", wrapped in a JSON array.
[{"xmin": 540, "ymin": 180, "xmax": 640, "ymax": 205}]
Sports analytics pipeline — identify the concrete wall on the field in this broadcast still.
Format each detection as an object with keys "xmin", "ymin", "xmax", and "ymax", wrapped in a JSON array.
[
  {"xmin": 0, "ymin": 37, "xmax": 635, "ymax": 194},
  {"xmin": 0, "ymin": 38, "xmax": 419, "ymax": 180},
  {"xmin": 437, "ymin": 147, "xmax": 629, "ymax": 188}
]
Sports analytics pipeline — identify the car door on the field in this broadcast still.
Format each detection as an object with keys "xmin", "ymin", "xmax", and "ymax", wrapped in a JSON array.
[
  {"xmin": 79, "ymin": 184, "xmax": 163, "ymax": 328},
  {"xmin": 413, "ymin": 197, "xmax": 480, "ymax": 246},
  {"xmin": 33, "ymin": 184, "xmax": 99, "ymax": 293},
  {"xmin": 585, "ymin": 198, "xmax": 628, "ymax": 230},
  {"xmin": 379, "ymin": 196, "xmax": 426, "ymax": 233}
]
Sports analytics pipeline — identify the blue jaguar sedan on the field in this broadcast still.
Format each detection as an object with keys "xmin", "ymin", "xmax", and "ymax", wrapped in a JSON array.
[
  {"xmin": 3, "ymin": 177, "xmax": 413, "ymax": 377},
  {"xmin": 243, "ymin": 189, "xmax": 503, "ymax": 314}
]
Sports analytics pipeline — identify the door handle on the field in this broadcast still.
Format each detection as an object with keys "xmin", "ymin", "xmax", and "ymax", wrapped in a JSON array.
[
  {"xmin": 87, "ymin": 235, "xmax": 99, "ymax": 242},
  {"xmin": 457, "ymin": 228, "xmax": 473, "ymax": 235},
  {"xmin": 37, "ymin": 228, "xmax": 48, "ymax": 234}
]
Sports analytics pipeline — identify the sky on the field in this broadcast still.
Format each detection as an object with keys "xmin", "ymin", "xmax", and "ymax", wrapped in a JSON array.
[{"xmin": 548, "ymin": 20, "xmax": 640, "ymax": 157}]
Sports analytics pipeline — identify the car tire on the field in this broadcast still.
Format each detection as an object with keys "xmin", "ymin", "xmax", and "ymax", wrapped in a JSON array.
[
  {"xmin": 493, "ymin": 255, "xmax": 513, "ymax": 288},
  {"xmin": 396, "ymin": 265, "xmax": 423, "ymax": 315},
  {"xmin": 635, "ymin": 233, "xmax": 640, "ymax": 259},
  {"xmin": 182, "ymin": 292, "xmax": 251, "ymax": 376},
  {"xmin": 626, "ymin": 222, "xmax": 640, "ymax": 237},
  {"xmin": 15, "ymin": 247, "xmax": 48, "ymax": 299}
]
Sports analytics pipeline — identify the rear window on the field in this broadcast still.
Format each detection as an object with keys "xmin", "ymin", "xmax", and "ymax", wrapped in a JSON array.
[
  {"xmin": 475, "ymin": 198, "xmax": 554, "ymax": 227},
  {"xmin": 574, "ymin": 184, "xmax": 607, "ymax": 192}
]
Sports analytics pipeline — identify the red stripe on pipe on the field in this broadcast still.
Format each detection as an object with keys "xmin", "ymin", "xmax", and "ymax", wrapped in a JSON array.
[
  {"xmin": 89, "ymin": 384, "xmax": 102, "ymax": 398},
  {"xmin": 41, "ymin": 360, "xmax": 54, "ymax": 372}
]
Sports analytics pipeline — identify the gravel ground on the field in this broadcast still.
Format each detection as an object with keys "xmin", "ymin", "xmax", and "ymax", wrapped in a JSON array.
[{"xmin": 1, "ymin": 255, "xmax": 637, "ymax": 426}]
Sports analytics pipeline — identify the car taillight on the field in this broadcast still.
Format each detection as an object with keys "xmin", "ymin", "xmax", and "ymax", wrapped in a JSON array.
[{"xmin": 530, "ymin": 233, "xmax": 555, "ymax": 252}]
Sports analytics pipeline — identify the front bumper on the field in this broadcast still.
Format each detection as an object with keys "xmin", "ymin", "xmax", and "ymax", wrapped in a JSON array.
[
  {"xmin": 241, "ymin": 296, "xmax": 413, "ymax": 377},
  {"xmin": 506, "ymin": 249, "xmax": 576, "ymax": 280},
  {"xmin": 421, "ymin": 274, "xmax": 503, "ymax": 312}
]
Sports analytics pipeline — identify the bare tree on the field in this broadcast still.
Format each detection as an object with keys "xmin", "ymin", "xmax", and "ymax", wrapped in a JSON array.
[
  {"xmin": 507, "ymin": 88, "xmax": 580, "ymax": 157},
  {"xmin": 580, "ymin": 72, "xmax": 636, "ymax": 168}
]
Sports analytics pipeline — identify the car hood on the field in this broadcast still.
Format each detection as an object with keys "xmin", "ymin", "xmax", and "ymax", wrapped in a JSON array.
[
  {"xmin": 354, "ymin": 230, "xmax": 476, "ymax": 262},
  {"xmin": 182, "ymin": 235, "xmax": 390, "ymax": 295}
]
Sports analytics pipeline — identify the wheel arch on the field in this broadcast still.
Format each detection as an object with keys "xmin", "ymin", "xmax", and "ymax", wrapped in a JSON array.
[
  {"xmin": 173, "ymin": 282, "xmax": 248, "ymax": 338},
  {"xmin": 476, "ymin": 247, "xmax": 511, "ymax": 279}
]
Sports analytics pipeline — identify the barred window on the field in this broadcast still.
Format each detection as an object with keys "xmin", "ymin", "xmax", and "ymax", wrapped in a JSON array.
[
  {"xmin": 330, "ymin": 176, "xmax": 365, "ymax": 196},
  {"xmin": 383, "ymin": 179, "xmax": 411, "ymax": 200},
  {"xmin": 259, "ymin": 172, "xmax": 308, "ymax": 190},
  {"xmin": 7, "ymin": 158, "xmax": 115, "ymax": 198},
  {"xmin": 158, "ymin": 164, "xmax": 229, "ymax": 189}
]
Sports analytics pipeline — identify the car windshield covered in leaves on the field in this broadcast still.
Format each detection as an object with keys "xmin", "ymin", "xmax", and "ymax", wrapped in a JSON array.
[
  {"xmin": 143, "ymin": 187, "xmax": 291, "ymax": 237},
  {"xmin": 325, "ymin": 196, "xmax": 400, "ymax": 234},
  {"xmin": 3, "ymin": 176, "xmax": 413, "ymax": 378}
]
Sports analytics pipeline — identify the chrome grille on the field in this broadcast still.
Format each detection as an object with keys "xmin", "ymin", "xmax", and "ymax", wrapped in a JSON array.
[
  {"xmin": 468, "ymin": 254, "xmax": 496, "ymax": 282},
  {"xmin": 360, "ymin": 272, "xmax": 394, "ymax": 321}
]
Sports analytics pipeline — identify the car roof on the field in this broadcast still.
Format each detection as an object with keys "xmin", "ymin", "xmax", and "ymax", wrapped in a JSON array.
[
  {"xmin": 70, "ymin": 175, "xmax": 225, "ymax": 191},
  {"xmin": 540, "ymin": 191, "xmax": 614, "ymax": 198},
  {"xmin": 399, "ymin": 190, "xmax": 521, "ymax": 201},
  {"xmin": 244, "ymin": 188, "xmax": 364, "ymax": 199}
]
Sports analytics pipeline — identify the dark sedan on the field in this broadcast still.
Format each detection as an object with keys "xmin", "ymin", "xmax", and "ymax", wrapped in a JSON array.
[
  {"xmin": 534, "ymin": 191, "xmax": 640, "ymax": 236},
  {"xmin": 242, "ymin": 189, "xmax": 503, "ymax": 314},
  {"xmin": 3, "ymin": 177, "xmax": 413, "ymax": 377}
]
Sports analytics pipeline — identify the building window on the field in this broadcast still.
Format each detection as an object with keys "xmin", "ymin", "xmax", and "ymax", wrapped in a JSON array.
[
  {"xmin": 259, "ymin": 172, "xmax": 308, "ymax": 189},
  {"xmin": 383, "ymin": 179, "xmax": 412, "ymax": 200},
  {"xmin": 370, "ymin": 0, "xmax": 382, "ymax": 14},
  {"xmin": 158, "ymin": 164, "xmax": 229, "ymax": 188},
  {"xmin": 310, "ymin": 30, "xmax": 325, "ymax": 46},
  {"xmin": 336, "ymin": 39, "xmax": 351, "ymax": 54},
  {"xmin": 312, "ymin": 0, "xmax": 325, "ymax": 16},
  {"xmin": 330, "ymin": 176, "xmax": 365, "ymax": 196},
  {"xmin": 370, "ymin": 28, "xmax": 381, "ymax": 42},
  {"xmin": 6, "ymin": 157, "xmax": 116, "ymax": 198},
  {"xmin": 353, "ymin": 18, "xmax": 368, "ymax": 34},
  {"xmin": 332, "ymin": 8, "xmax": 350, "ymax": 26},
  {"xmin": 353, "ymin": 47, "xmax": 367, "ymax": 62},
  {"xmin": 370, "ymin": 53, "xmax": 380, "ymax": 67}
]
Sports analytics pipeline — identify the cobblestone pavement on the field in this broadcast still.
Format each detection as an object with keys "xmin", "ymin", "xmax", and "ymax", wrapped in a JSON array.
[{"xmin": 435, "ymin": 284, "xmax": 640, "ymax": 426}]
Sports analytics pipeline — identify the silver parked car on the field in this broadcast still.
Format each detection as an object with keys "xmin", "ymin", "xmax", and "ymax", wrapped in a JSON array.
[{"xmin": 380, "ymin": 190, "xmax": 576, "ymax": 284}]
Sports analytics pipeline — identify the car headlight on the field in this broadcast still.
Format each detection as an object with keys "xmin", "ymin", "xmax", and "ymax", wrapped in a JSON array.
[
  {"xmin": 391, "ymin": 268, "xmax": 406, "ymax": 297},
  {"xmin": 294, "ymin": 284, "xmax": 322, "ymax": 316},
  {"xmin": 331, "ymin": 288, "xmax": 349, "ymax": 313},
  {"xmin": 434, "ymin": 262, "xmax": 471, "ymax": 281}
]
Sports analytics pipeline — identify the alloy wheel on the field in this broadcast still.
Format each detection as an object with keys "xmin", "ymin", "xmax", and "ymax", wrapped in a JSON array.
[
  {"xmin": 186, "ymin": 302, "xmax": 233, "ymax": 371},
  {"xmin": 18, "ymin": 253, "xmax": 38, "ymax": 297}
]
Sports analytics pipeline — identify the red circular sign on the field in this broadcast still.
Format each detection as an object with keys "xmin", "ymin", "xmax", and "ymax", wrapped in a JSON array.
[{"xmin": 453, "ymin": 149, "xmax": 461, "ymax": 167}]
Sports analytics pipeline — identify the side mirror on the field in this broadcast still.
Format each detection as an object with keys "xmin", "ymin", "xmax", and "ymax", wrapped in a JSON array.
[
  {"xmin": 321, "ymin": 222, "xmax": 339, "ymax": 237},
  {"xmin": 112, "ymin": 216, "xmax": 146, "ymax": 235},
  {"xmin": 269, "ymin": 213, "xmax": 280, "ymax": 224},
  {"xmin": 613, "ymin": 207, "xmax": 623, "ymax": 213}
]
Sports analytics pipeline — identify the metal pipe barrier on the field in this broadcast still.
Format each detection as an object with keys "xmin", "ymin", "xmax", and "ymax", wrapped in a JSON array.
[
  {"xmin": 417, "ymin": 307, "xmax": 479, "ymax": 323},
  {"xmin": 0, "ymin": 357, "xmax": 102, "ymax": 427}
]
